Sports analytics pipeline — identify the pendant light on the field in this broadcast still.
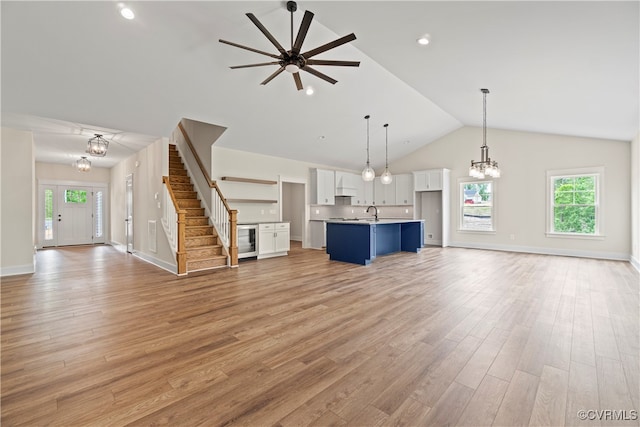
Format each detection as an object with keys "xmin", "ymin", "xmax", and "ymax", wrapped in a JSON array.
[
  {"xmin": 361, "ymin": 115, "xmax": 375, "ymax": 181},
  {"xmin": 76, "ymin": 156, "xmax": 91, "ymax": 172},
  {"xmin": 87, "ymin": 134, "xmax": 109, "ymax": 157},
  {"xmin": 469, "ymin": 88, "xmax": 501, "ymax": 179},
  {"xmin": 380, "ymin": 123, "xmax": 393, "ymax": 185}
]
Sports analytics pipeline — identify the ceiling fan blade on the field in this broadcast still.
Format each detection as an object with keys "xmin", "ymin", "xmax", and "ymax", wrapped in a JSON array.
[
  {"xmin": 302, "ymin": 66, "xmax": 337, "ymax": 85},
  {"xmin": 292, "ymin": 10, "xmax": 314, "ymax": 55},
  {"xmin": 260, "ymin": 67, "xmax": 285, "ymax": 85},
  {"xmin": 246, "ymin": 13, "xmax": 287, "ymax": 56},
  {"xmin": 305, "ymin": 59, "xmax": 360, "ymax": 67},
  {"xmin": 219, "ymin": 39, "xmax": 280, "ymax": 59},
  {"xmin": 293, "ymin": 72, "xmax": 303, "ymax": 91},
  {"xmin": 230, "ymin": 62, "xmax": 281, "ymax": 69},
  {"xmin": 302, "ymin": 33, "xmax": 357, "ymax": 59}
]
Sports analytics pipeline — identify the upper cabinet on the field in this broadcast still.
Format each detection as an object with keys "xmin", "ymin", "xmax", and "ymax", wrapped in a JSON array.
[
  {"xmin": 310, "ymin": 168, "xmax": 335, "ymax": 205},
  {"xmin": 394, "ymin": 174, "xmax": 413, "ymax": 205},
  {"xmin": 414, "ymin": 169, "xmax": 443, "ymax": 191},
  {"xmin": 374, "ymin": 178, "xmax": 397, "ymax": 205}
]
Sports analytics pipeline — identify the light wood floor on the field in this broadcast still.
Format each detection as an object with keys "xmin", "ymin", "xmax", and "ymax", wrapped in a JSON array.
[{"xmin": 2, "ymin": 243, "xmax": 638, "ymax": 426}]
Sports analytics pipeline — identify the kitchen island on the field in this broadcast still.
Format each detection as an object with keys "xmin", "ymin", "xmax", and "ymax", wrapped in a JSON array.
[{"xmin": 326, "ymin": 219, "xmax": 424, "ymax": 265}]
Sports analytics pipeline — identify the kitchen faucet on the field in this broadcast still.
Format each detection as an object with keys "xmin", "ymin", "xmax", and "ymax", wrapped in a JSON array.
[{"xmin": 366, "ymin": 205, "xmax": 378, "ymax": 221}]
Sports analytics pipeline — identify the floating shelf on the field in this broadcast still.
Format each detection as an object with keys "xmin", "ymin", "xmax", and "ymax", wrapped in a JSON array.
[
  {"xmin": 226, "ymin": 198, "xmax": 278, "ymax": 204},
  {"xmin": 221, "ymin": 176, "xmax": 278, "ymax": 185}
]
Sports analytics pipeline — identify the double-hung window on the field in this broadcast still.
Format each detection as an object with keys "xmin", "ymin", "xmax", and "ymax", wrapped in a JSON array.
[
  {"xmin": 547, "ymin": 167, "xmax": 603, "ymax": 237},
  {"xmin": 459, "ymin": 180, "xmax": 495, "ymax": 232}
]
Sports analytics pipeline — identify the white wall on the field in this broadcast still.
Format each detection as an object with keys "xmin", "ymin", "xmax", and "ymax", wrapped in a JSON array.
[
  {"xmin": 1, "ymin": 128, "xmax": 35, "ymax": 276},
  {"xmin": 391, "ymin": 126, "xmax": 631, "ymax": 260},
  {"xmin": 36, "ymin": 161, "xmax": 110, "ymax": 182},
  {"xmin": 631, "ymin": 132, "xmax": 639, "ymax": 270},
  {"xmin": 110, "ymin": 138, "xmax": 176, "ymax": 272}
]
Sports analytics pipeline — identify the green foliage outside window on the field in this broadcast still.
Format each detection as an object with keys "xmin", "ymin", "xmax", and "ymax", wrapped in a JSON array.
[
  {"xmin": 65, "ymin": 190, "xmax": 87, "ymax": 204},
  {"xmin": 553, "ymin": 176, "xmax": 596, "ymax": 234}
]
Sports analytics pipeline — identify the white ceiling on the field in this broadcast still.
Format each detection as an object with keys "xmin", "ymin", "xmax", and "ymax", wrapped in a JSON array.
[{"xmin": 1, "ymin": 1, "xmax": 638, "ymax": 171}]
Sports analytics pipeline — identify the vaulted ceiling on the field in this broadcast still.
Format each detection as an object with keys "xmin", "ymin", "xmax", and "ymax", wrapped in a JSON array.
[{"xmin": 2, "ymin": 1, "xmax": 638, "ymax": 170}]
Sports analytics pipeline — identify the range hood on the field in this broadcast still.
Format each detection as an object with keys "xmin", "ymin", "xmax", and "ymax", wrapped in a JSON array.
[{"xmin": 335, "ymin": 186, "xmax": 357, "ymax": 197}]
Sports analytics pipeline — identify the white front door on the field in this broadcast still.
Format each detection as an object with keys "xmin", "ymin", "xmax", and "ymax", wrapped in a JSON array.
[{"xmin": 58, "ymin": 186, "xmax": 94, "ymax": 246}]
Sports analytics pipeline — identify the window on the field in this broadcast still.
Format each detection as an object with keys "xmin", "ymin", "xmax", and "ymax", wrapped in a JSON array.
[
  {"xmin": 65, "ymin": 189, "xmax": 87, "ymax": 204},
  {"xmin": 460, "ymin": 181, "xmax": 494, "ymax": 231},
  {"xmin": 547, "ymin": 168, "xmax": 602, "ymax": 237},
  {"xmin": 44, "ymin": 189, "xmax": 54, "ymax": 241},
  {"xmin": 95, "ymin": 190, "xmax": 103, "ymax": 238}
]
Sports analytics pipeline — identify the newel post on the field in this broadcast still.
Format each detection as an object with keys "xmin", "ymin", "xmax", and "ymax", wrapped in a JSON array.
[
  {"xmin": 176, "ymin": 209, "xmax": 187, "ymax": 274},
  {"xmin": 229, "ymin": 209, "xmax": 238, "ymax": 266}
]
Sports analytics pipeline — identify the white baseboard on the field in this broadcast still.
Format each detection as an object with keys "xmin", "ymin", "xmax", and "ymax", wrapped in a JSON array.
[
  {"xmin": 290, "ymin": 235, "xmax": 303, "ymax": 241},
  {"xmin": 0, "ymin": 262, "xmax": 35, "ymax": 277},
  {"xmin": 448, "ymin": 241, "xmax": 630, "ymax": 262},
  {"xmin": 631, "ymin": 255, "xmax": 640, "ymax": 273},
  {"xmin": 110, "ymin": 241, "xmax": 177, "ymax": 274}
]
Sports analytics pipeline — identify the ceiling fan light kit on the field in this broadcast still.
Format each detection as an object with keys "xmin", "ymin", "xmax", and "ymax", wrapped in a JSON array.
[
  {"xmin": 469, "ymin": 88, "xmax": 501, "ymax": 179},
  {"xmin": 219, "ymin": 1, "xmax": 360, "ymax": 91}
]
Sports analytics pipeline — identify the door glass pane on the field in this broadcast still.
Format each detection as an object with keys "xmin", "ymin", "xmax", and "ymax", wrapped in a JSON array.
[
  {"xmin": 65, "ymin": 189, "xmax": 87, "ymax": 204},
  {"xmin": 44, "ymin": 189, "xmax": 53, "ymax": 241},
  {"xmin": 95, "ymin": 191, "xmax": 103, "ymax": 238}
]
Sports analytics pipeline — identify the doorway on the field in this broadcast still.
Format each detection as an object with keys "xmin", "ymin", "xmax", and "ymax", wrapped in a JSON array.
[
  {"xmin": 39, "ymin": 183, "xmax": 107, "ymax": 247},
  {"xmin": 125, "ymin": 174, "xmax": 134, "ymax": 253},
  {"xmin": 281, "ymin": 181, "xmax": 305, "ymax": 245}
]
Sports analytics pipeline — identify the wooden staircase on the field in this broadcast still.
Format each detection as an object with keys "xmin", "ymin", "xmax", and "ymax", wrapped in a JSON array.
[{"xmin": 168, "ymin": 145, "xmax": 228, "ymax": 272}]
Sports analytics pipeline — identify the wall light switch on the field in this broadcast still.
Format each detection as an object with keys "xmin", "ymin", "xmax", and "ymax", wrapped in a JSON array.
[
  {"xmin": 269, "ymin": 209, "xmax": 276, "ymax": 214},
  {"xmin": 405, "ymin": 209, "xmax": 409, "ymax": 214},
  {"xmin": 157, "ymin": 201, "xmax": 161, "ymax": 209},
  {"xmin": 315, "ymin": 209, "xmax": 320, "ymax": 214}
]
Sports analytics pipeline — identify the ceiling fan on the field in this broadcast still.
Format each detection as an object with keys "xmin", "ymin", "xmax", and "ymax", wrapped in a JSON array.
[{"xmin": 219, "ymin": 1, "xmax": 360, "ymax": 91}]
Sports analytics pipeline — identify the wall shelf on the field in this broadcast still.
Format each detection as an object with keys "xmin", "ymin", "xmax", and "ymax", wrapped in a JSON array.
[
  {"xmin": 221, "ymin": 176, "xmax": 278, "ymax": 185},
  {"xmin": 226, "ymin": 198, "xmax": 277, "ymax": 204}
]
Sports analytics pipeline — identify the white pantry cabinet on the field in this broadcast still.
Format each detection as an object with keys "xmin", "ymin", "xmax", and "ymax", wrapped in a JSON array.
[{"xmin": 414, "ymin": 169, "xmax": 443, "ymax": 191}]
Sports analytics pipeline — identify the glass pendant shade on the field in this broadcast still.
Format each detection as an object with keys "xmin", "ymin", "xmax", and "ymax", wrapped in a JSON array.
[
  {"xmin": 362, "ymin": 165, "xmax": 375, "ymax": 181},
  {"xmin": 76, "ymin": 156, "xmax": 91, "ymax": 172},
  {"xmin": 87, "ymin": 134, "xmax": 109, "ymax": 157},
  {"xmin": 469, "ymin": 89, "xmax": 501, "ymax": 179},
  {"xmin": 380, "ymin": 168, "xmax": 393, "ymax": 184},
  {"xmin": 362, "ymin": 115, "xmax": 375, "ymax": 181}
]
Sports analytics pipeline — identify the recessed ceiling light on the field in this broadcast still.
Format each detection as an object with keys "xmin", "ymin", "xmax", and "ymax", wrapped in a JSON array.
[
  {"xmin": 417, "ymin": 34, "xmax": 430, "ymax": 45},
  {"xmin": 305, "ymin": 86, "xmax": 315, "ymax": 96},
  {"xmin": 119, "ymin": 6, "xmax": 135, "ymax": 20}
]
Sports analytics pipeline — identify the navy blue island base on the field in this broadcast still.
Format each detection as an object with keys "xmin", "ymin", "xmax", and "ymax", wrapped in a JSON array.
[{"xmin": 325, "ymin": 219, "xmax": 424, "ymax": 265}]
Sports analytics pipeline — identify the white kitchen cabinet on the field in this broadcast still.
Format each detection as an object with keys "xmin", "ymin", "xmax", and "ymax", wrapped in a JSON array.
[
  {"xmin": 258, "ymin": 222, "xmax": 290, "ymax": 259},
  {"xmin": 310, "ymin": 168, "xmax": 335, "ymax": 205},
  {"xmin": 374, "ymin": 177, "xmax": 397, "ymax": 205},
  {"xmin": 394, "ymin": 174, "xmax": 413, "ymax": 205},
  {"xmin": 414, "ymin": 169, "xmax": 443, "ymax": 191},
  {"xmin": 353, "ymin": 179, "xmax": 374, "ymax": 206}
]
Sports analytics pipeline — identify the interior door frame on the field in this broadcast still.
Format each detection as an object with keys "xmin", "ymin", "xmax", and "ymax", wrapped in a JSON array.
[
  {"xmin": 279, "ymin": 175, "xmax": 308, "ymax": 248},
  {"xmin": 37, "ymin": 179, "xmax": 109, "ymax": 249},
  {"xmin": 125, "ymin": 173, "xmax": 134, "ymax": 253}
]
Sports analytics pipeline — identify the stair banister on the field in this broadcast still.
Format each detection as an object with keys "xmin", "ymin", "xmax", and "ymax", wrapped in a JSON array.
[
  {"xmin": 162, "ymin": 176, "xmax": 188, "ymax": 274},
  {"xmin": 177, "ymin": 122, "xmax": 238, "ymax": 266}
]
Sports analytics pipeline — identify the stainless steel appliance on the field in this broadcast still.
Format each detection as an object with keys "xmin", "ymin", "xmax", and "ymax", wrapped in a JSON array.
[{"xmin": 237, "ymin": 224, "xmax": 258, "ymax": 258}]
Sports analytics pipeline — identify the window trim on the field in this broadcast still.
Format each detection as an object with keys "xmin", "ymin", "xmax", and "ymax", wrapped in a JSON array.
[
  {"xmin": 546, "ymin": 166, "xmax": 604, "ymax": 239},
  {"xmin": 458, "ymin": 178, "xmax": 497, "ymax": 233}
]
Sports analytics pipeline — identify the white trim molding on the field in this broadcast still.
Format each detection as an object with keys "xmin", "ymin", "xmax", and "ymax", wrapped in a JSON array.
[{"xmin": 0, "ymin": 262, "xmax": 35, "ymax": 277}]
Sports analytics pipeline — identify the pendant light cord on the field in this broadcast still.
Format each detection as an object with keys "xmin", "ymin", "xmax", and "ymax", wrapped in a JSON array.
[
  {"xmin": 384, "ymin": 123, "xmax": 389, "ymax": 167},
  {"xmin": 365, "ymin": 115, "xmax": 370, "ymax": 166}
]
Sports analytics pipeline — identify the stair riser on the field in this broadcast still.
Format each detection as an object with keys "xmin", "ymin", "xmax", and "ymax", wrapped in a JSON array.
[
  {"xmin": 187, "ymin": 246, "xmax": 222, "ymax": 259},
  {"xmin": 187, "ymin": 257, "xmax": 227, "ymax": 271},
  {"xmin": 173, "ymin": 191, "xmax": 197, "ymax": 199},
  {"xmin": 185, "ymin": 217, "xmax": 209, "ymax": 226},
  {"xmin": 185, "ymin": 227, "xmax": 214, "ymax": 237},
  {"xmin": 185, "ymin": 208, "xmax": 205, "ymax": 217},
  {"xmin": 170, "ymin": 176, "xmax": 191, "ymax": 184},
  {"xmin": 186, "ymin": 236, "xmax": 217, "ymax": 247},
  {"xmin": 178, "ymin": 199, "xmax": 202, "ymax": 208},
  {"xmin": 171, "ymin": 184, "xmax": 194, "ymax": 192}
]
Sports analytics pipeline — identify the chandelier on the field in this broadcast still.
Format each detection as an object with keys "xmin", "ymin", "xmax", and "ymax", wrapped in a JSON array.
[
  {"xmin": 361, "ymin": 115, "xmax": 375, "ymax": 181},
  {"xmin": 469, "ymin": 88, "xmax": 500, "ymax": 179},
  {"xmin": 76, "ymin": 156, "xmax": 91, "ymax": 172},
  {"xmin": 87, "ymin": 134, "xmax": 109, "ymax": 157}
]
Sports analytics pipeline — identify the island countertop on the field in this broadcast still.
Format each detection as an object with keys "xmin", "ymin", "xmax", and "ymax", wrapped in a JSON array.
[{"xmin": 326, "ymin": 219, "xmax": 424, "ymax": 265}]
